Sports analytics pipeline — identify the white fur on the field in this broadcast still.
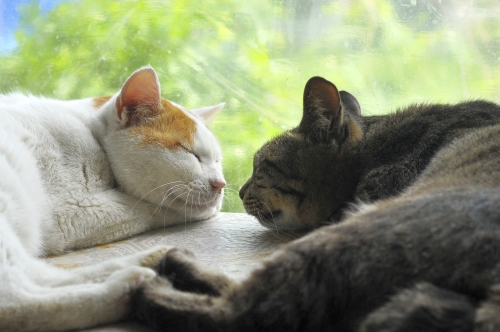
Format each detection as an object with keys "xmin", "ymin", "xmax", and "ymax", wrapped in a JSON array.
[{"xmin": 0, "ymin": 67, "xmax": 225, "ymax": 331}]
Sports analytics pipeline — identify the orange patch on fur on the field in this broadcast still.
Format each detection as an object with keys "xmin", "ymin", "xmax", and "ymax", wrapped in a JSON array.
[
  {"xmin": 342, "ymin": 120, "xmax": 364, "ymax": 152},
  {"xmin": 348, "ymin": 120, "xmax": 363, "ymax": 143},
  {"xmin": 92, "ymin": 96, "xmax": 112, "ymax": 109},
  {"xmin": 129, "ymin": 98, "xmax": 196, "ymax": 150}
]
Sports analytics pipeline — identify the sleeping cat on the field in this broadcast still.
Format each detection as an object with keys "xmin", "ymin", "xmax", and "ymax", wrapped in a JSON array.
[
  {"xmin": 240, "ymin": 78, "xmax": 500, "ymax": 229},
  {"xmin": 0, "ymin": 66, "xmax": 225, "ymax": 331},
  {"xmin": 133, "ymin": 76, "xmax": 500, "ymax": 331}
]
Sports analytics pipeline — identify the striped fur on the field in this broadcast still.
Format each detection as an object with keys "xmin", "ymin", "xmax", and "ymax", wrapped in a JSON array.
[{"xmin": 134, "ymin": 76, "xmax": 500, "ymax": 332}]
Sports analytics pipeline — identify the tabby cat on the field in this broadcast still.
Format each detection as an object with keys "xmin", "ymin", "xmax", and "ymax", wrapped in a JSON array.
[
  {"xmin": 0, "ymin": 66, "xmax": 225, "ymax": 331},
  {"xmin": 133, "ymin": 76, "xmax": 500, "ymax": 331}
]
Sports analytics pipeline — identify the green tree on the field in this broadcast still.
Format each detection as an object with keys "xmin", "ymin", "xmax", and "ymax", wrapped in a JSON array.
[
  {"xmin": 0, "ymin": 0, "xmax": 289, "ymax": 212},
  {"xmin": 2, "ymin": 0, "xmax": 500, "ymax": 212}
]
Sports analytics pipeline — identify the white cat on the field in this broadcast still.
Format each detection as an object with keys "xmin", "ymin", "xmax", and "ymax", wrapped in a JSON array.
[{"xmin": 0, "ymin": 66, "xmax": 226, "ymax": 331}]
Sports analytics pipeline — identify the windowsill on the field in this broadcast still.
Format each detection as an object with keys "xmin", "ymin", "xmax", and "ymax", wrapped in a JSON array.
[
  {"xmin": 47, "ymin": 212, "xmax": 300, "ymax": 331},
  {"xmin": 47, "ymin": 212, "xmax": 299, "ymax": 280}
]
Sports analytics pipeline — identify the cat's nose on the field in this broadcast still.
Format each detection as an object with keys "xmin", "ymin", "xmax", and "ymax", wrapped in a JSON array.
[
  {"xmin": 239, "ymin": 180, "xmax": 250, "ymax": 200},
  {"xmin": 210, "ymin": 180, "xmax": 226, "ymax": 193}
]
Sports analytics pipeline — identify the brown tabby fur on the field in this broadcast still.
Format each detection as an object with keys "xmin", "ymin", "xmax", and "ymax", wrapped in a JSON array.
[{"xmin": 133, "ymin": 77, "xmax": 500, "ymax": 331}]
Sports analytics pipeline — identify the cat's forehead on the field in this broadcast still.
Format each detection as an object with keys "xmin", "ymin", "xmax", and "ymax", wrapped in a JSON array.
[
  {"xmin": 129, "ymin": 98, "xmax": 197, "ymax": 150},
  {"xmin": 257, "ymin": 129, "xmax": 339, "ymax": 168},
  {"xmin": 259, "ymin": 130, "xmax": 305, "ymax": 158}
]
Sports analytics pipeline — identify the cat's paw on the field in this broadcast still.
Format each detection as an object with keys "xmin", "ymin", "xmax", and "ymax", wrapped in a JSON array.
[
  {"xmin": 139, "ymin": 246, "xmax": 172, "ymax": 269},
  {"xmin": 76, "ymin": 247, "xmax": 170, "ymax": 284},
  {"xmin": 158, "ymin": 247, "xmax": 234, "ymax": 296},
  {"xmin": 157, "ymin": 247, "xmax": 196, "ymax": 275},
  {"xmin": 114, "ymin": 245, "xmax": 172, "ymax": 270},
  {"xmin": 106, "ymin": 265, "xmax": 157, "ymax": 291},
  {"xmin": 104, "ymin": 266, "xmax": 157, "ymax": 317},
  {"xmin": 133, "ymin": 277, "xmax": 228, "ymax": 332},
  {"xmin": 132, "ymin": 277, "xmax": 176, "ymax": 330}
]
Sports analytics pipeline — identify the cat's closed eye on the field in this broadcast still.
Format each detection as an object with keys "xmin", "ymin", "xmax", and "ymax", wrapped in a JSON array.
[
  {"xmin": 178, "ymin": 143, "xmax": 201, "ymax": 162},
  {"xmin": 192, "ymin": 153, "xmax": 201, "ymax": 162}
]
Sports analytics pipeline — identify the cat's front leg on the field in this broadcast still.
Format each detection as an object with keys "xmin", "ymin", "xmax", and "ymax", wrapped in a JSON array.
[
  {"xmin": 35, "ymin": 246, "xmax": 172, "ymax": 287},
  {"xmin": 133, "ymin": 277, "xmax": 232, "ymax": 332},
  {"xmin": 133, "ymin": 237, "xmax": 336, "ymax": 332},
  {"xmin": 1, "ymin": 265, "xmax": 156, "ymax": 332},
  {"xmin": 157, "ymin": 247, "xmax": 235, "ymax": 296},
  {"xmin": 132, "ymin": 248, "xmax": 238, "ymax": 332}
]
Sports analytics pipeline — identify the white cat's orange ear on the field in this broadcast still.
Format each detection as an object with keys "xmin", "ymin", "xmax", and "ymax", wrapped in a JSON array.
[
  {"xmin": 115, "ymin": 66, "xmax": 161, "ymax": 127},
  {"xmin": 191, "ymin": 102, "xmax": 225, "ymax": 126}
]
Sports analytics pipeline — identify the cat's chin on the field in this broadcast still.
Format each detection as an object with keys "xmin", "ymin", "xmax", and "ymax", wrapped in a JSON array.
[
  {"xmin": 253, "ymin": 211, "xmax": 304, "ymax": 230},
  {"xmin": 170, "ymin": 197, "xmax": 221, "ymax": 209},
  {"xmin": 186, "ymin": 206, "xmax": 220, "ymax": 221},
  {"xmin": 250, "ymin": 209, "xmax": 321, "ymax": 230},
  {"xmin": 163, "ymin": 196, "xmax": 222, "ymax": 219},
  {"xmin": 254, "ymin": 210, "xmax": 283, "ymax": 227}
]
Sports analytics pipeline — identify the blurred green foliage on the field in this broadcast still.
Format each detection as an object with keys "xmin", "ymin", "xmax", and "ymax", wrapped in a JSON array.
[{"xmin": 1, "ymin": 0, "xmax": 500, "ymax": 211}]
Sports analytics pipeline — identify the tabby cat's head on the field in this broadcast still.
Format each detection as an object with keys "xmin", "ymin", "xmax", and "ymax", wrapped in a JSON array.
[{"xmin": 240, "ymin": 77, "xmax": 363, "ymax": 229}]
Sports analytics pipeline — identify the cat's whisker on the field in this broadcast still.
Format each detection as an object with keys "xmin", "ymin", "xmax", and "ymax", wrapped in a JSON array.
[
  {"xmin": 195, "ymin": 191, "xmax": 203, "ymax": 215},
  {"xmin": 154, "ymin": 184, "xmax": 186, "ymax": 213},
  {"xmin": 256, "ymin": 209, "xmax": 280, "ymax": 233},
  {"xmin": 132, "ymin": 181, "xmax": 189, "ymax": 224},
  {"xmin": 187, "ymin": 189, "xmax": 198, "ymax": 219},
  {"xmin": 181, "ymin": 188, "xmax": 194, "ymax": 228},
  {"xmin": 191, "ymin": 191, "xmax": 198, "ymax": 222},
  {"xmin": 223, "ymin": 187, "xmax": 240, "ymax": 195},
  {"xmin": 185, "ymin": 189, "xmax": 191, "ymax": 225},
  {"xmin": 160, "ymin": 186, "xmax": 195, "ymax": 228},
  {"xmin": 161, "ymin": 189, "xmax": 185, "ymax": 214},
  {"xmin": 131, "ymin": 181, "xmax": 184, "ymax": 211},
  {"xmin": 222, "ymin": 188, "xmax": 241, "ymax": 208},
  {"xmin": 138, "ymin": 184, "xmax": 184, "ymax": 219},
  {"xmin": 146, "ymin": 185, "xmax": 188, "ymax": 226},
  {"xmin": 259, "ymin": 200, "xmax": 281, "ymax": 234},
  {"xmin": 163, "ymin": 184, "xmax": 187, "ymax": 201},
  {"xmin": 159, "ymin": 185, "xmax": 187, "ymax": 212},
  {"xmin": 131, "ymin": 183, "xmax": 170, "ymax": 211}
]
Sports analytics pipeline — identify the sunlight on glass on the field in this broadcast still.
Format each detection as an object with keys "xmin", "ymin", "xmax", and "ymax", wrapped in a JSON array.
[{"xmin": 1, "ymin": 0, "xmax": 499, "ymax": 212}]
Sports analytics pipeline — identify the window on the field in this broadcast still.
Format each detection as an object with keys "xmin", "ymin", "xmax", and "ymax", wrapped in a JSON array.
[{"xmin": 1, "ymin": 0, "xmax": 499, "ymax": 211}]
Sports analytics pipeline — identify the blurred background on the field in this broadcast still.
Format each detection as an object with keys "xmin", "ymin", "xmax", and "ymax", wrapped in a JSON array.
[{"xmin": 1, "ymin": 0, "xmax": 500, "ymax": 212}]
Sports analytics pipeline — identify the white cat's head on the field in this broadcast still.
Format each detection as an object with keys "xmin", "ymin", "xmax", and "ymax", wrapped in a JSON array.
[{"xmin": 98, "ymin": 66, "xmax": 225, "ymax": 221}]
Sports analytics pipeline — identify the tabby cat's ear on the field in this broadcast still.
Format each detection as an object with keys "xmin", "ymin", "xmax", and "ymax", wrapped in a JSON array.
[
  {"xmin": 340, "ymin": 90, "xmax": 361, "ymax": 116},
  {"xmin": 115, "ymin": 66, "xmax": 161, "ymax": 127},
  {"xmin": 191, "ymin": 102, "xmax": 225, "ymax": 126},
  {"xmin": 299, "ymin": 76, "xmax": 343, "ymax": 142}
]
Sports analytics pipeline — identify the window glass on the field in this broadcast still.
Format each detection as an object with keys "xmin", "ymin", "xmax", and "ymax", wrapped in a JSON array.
[{"xmin": 1, "ymin": 0, "xmax": 499, "ymax": 212}]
